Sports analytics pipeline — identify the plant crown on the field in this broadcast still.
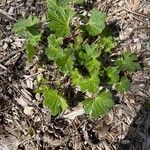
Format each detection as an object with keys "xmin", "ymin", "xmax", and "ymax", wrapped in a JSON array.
[{"xmin": 12, "ymin": 0, "xmax": 140, "ymax": 118}]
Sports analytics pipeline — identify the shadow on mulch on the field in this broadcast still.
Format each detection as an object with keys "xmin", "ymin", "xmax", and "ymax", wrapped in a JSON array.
[{"xmin": 117, "ymin": 101, "xmax": 150, "ymax": 150}]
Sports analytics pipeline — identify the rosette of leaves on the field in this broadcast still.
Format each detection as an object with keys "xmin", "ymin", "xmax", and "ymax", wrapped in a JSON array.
[{"xmin": 12, "ymin": 0, "xmax": 141, "ymax": 118}]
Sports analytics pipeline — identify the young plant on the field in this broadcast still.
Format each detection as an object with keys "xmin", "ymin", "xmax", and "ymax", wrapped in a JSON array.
[{"xmin": 12, "ymin": 0, "xmax": 140, "ymax": 118}]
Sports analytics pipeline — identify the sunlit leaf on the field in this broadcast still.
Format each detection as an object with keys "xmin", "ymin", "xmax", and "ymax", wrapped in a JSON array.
[
  {"xmin": 106, "ymin": 66, "xmax": 120, "ymax": 84},
  {"xmin": 46, "ymin": 2, "xmax": 75, "ymax": 37},
  {"xmin": 71, "ymin": 69, "xmax": 100, "ymax": 93},
  {"xmin": 115, "ymin": 52, "xmax": 141, "ymax": 72},
  {"xmin": 82, "ymin": 90, "xmax": 114, "ymax": 117},
  {"xmin": 12, "ymin": 16, "xmax": 39, "ymax": 36},
  {"xmin": 86, "ymin": 8, "xmax": 105, "ymax": 36},
  {"xmin": 115, "ymin": 77, "xmax": 130, "ymax": 92},
  {"xmin": 41, "ymin": 86, "xmax": 68, "ymax": 116}
]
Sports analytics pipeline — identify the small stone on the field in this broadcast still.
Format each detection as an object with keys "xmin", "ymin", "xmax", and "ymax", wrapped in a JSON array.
[
  {"xmin": 3, "ymin": 43, "xmax": 8, "ymax": 50},
  {"xmin": 133, "ymin": 38, "xmax": 139, "ymax": 43},
  {"xmin": 24, "ymin": 106, "xmax": 34, "ymax": 116}
]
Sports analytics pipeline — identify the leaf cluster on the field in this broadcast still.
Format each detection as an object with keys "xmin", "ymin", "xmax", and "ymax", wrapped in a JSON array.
[
  {"xmin": 12, "ymin": 16, "xmax": 41, "ymax": 61},
  {"xmin": 12, "ymin": 0, "xmax": 141, "ymax": 118}
]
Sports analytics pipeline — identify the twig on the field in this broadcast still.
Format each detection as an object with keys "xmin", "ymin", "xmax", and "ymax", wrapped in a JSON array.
[
  {"xmin": 0, "ymin": 63, "xmax": 7, "ymax": 70},
  {"xmin": 0, "ymin": 8, "xmax": 16, "ymax": 21},
  {"xmin": 123, "ymin": 7, "xmax": 150, "ymax": 18}
]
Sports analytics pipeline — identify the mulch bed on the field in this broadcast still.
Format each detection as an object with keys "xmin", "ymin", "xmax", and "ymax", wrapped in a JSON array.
[{"xmin": 0, "ymin": 0, "xmax": 150, "ymax": 149}]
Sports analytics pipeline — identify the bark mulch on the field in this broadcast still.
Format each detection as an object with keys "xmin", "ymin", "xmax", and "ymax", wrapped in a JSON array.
[{"xmin": 0, "ymin": 0, "xmax": 150, "ymax": 150}]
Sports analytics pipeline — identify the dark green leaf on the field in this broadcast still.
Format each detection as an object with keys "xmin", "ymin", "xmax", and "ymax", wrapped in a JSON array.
[
  {"xmin": 25, "ymin": 43, "xmax": 36, "ymax": 62},
  {"xmin": 79, "ymin": 44, "xmax": 101, "ymax": 74},
  {"xmin": 56, "ymin": 52, "xmax": 74, "ymax": 74}
]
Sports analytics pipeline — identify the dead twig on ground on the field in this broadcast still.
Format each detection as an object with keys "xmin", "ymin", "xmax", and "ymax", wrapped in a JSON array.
[{"xmin": 0, "ymin": 8, "xmax": 16, "ymax": 21}]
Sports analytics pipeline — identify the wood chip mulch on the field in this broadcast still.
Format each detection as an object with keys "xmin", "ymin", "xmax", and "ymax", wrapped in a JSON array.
[{"xmin": 0, "ymin": 0, "xmax": 150, "ymax": 150}]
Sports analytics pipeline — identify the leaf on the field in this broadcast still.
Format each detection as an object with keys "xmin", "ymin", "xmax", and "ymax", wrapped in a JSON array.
[
  {"xmin": 71, "ymin": 69, "xmax": 100, "ymax": 93},
  {"xmin": 79, "ymin": 44, "xmax": 101, "ymax": 74},
  {"xmin": 115, "ymin": 52, "xmax": 141, "ymax": 72},
  {"xmin": 45, "ymin": 34, "xmax": 63, "ymax": 60},
  {"xmin": 86, "ymin": 8, "xmax": 105, "ymax": 36},
  {"xmin": 56, "ymin": 51, "xmax": 74, "ymax": 74},
  {"xmin": 26, "ymin": 31, "xmax": 41, "ymax": 47},
  {"xmin": 46, "ymin": 0, "xmax": 57, "ymax": 10},
  {"xmin": 80, "ymin": 76, "xmax": 100, "ymax": 93},
  {"xmin": 106, "ymin": 66, "xmax": 120, "ymax": 84},
  {"xmin": 46, "ymin": 3, "xmax": 75, "ymax": 37},
  {"xmin": 80, "ymin": 44, "xmax": 101, "ymax": 60},
  {"xmin": 85, "ymin": 58, "xmax": 101, "ymax": 75},
  {"xmin": 99, "ymin": 36, "xmax": 116, "ymax": 52},
  {"xmin": 115, "ymin": 77, "xmax": 130, "ymax": 92},
  {"xmin": 25, "ymin": 43, "xmax": 36, "ymax": 62},
  {"xmin": 82, "ymin": 90, "xmax": 114, "ymax": 117},
  {"xmin": 45, "ymin": 35, "xmax": 74, "ymax": 74},
  {"xmin": 12, "ymin": 16, "xmax": 39, "ymax": 36},
  {"xmin": 74, "ymin": 0, "xmax": 84, "ymax": 4},
  {"xmin": 41, "ymin": 86, "xmax": 68, "ymax": 116}
]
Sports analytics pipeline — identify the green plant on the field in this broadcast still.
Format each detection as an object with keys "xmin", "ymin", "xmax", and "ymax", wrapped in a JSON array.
[{"xmin": 12, "ymin": 0, "xmax": 140, "ymax": 118}]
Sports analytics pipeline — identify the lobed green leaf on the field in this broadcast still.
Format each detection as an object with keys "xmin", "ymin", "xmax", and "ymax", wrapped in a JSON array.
[
  {"xmin": 86, "ymin": 8, "xmax": 105, "ymax": 36},
  {"xmin": 46, "ymin": 2, "xmax": 75, "ymax": 37},
  {"xmin": 12, "ymin": 16, "xmax": 39, "ymax": 36},
  {"xmin": 106, "ymin": 66, "xmax": 120, "ymax": 84},
  {"xmin": 41, "ymin": 86, "xmax": 68, "ymax": 116},
  {"xmin": 115, "ymin": 77, "xmax": 130, "ymax": 93},
  {"xmin": 115, "ymin": 52, "xmax": 141, "ymax": 72},
  {"xmin": 82, "ymin": 90, "xmax": 114, "ymax": 118},
  {"xmin": 71, "ymin": 69, "xmax": 100, "ymax": 93}
]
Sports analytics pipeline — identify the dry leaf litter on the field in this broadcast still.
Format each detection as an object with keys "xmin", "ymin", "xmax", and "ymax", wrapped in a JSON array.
[{"xmin": 0, "ymin": 0, "xmax": 150, "ymax": 149}]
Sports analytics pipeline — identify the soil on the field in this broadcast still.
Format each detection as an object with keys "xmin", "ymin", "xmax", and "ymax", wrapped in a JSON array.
[{"xmin": 0, "ymin": 0, "xmax": 150, "ymax": 150}]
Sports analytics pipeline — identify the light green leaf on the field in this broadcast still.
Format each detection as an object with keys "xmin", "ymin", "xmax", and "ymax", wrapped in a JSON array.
[
  {"xmin": 100, "ymin": 36, "xmax": 116, "ymax": 52},
  {"xmin": 115, "ymin": 77, "xmax": 130, "ymax": 92},
  {"xmin": 115, "ymin": 52, "xmax": 141, "ymax": 72},
  {"xmin": 85, "ymin": 58, "xmax": 101, "ymax": 75},
  {"xmin": 45, "ymin": 34, "xmax": 63, "ymax": 60},
  {"xmin": 79, "ymin": 44, "xmax": 101, "ymax": 74},
  {"xmin": 12, "ymin": 16, "xmax": 39, "ymax": 36},
  {"xmin": 71, "ymin": 69, "xmax": 100, "ymax": 93},
  {"xmin": 46, "ymin": 0, "xmax": 57, "ymax": 10},
  {"xmin": 106, "ymin": 66, "xmax": 120, "ymax": 84},
  {"xmin": 80, "ymin": 44, "xmax": 101, "ymax": 60},
  {"xmin": 80, "ymin": 76, "xmax": 100, "ymax": 93},
  {"xmin": 47, "ymin": 4, "xmax": 75, "ymax": 36},
  {"xmin": 82, "ymin": 90, "xmax": 114, "ymax": 117},
  {"xmin": 86, "ymin": 8, "xmax": 105, "ymax": 36},
  {"xmin": 74, "ymin": 0, "xmax": 84, "ymax": 4},
  {"xmin": 26, "ymin": 31, "xmax": 41, "ymax": 47},
  {"xmin": 41, "ymin": 86, "xmax": 68, "ymax": 116}
]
